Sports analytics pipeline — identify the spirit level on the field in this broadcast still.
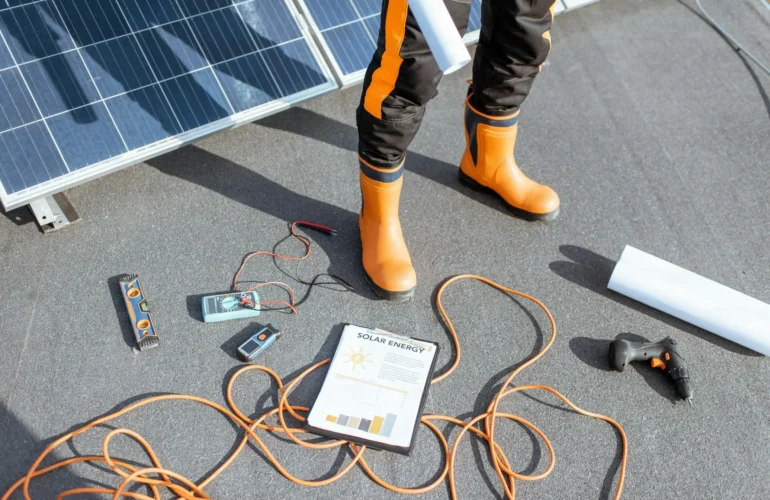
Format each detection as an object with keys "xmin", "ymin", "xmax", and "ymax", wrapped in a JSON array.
[{"xmin": 119, "ymin": 274, "xmax": 159, "ymax": 351}]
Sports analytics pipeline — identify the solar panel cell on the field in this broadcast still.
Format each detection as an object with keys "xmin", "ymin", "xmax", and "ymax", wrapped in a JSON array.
[
  {"xmin": 0, "ymin": 67, "xmax": 40, "ymax": 131},
  {"xmin": 190, "ymin": 7, "xmax": 258, "ymax": 65},
  {"xmin": 0, "ymin": 132, "xmax": 23, "ymax": 192},
  {"xmin": 135, "ymin": 21, "xmax": 208, "ymax": 81},
  {"xmin": 0, "ymin": 132, "xmax": 27, "ymax": 193},
  {"xmin": 260, "ymin": 39, "xmax": 327, "ymax": 96},
  {"xmin": 323, "ymin": 21, "xmax": 375, "ymax": 76},
  {"xmin": 161, "ymin": 70, "xmax": 231, "ymax": 132},
  {"xmin": 0, "ymin": 2, "xmax": 74, "ymax": 64},
  {"xmin": 81, "ymin": 36, "xmax": 155, "ymax": 98},
  {"xmin": 20, "ymin": 51, "xmax": 100, "ymax": 117},
  {"xmin": 304, "ymin": 0, "xmax": 358, "ymax": 31},
  {"xmin": 0, "ymin": 122, "xmax": 69, "ymax": 193},
  {"xmin": 117, "ymin": 0, "xmax": 184, "ymax": 31},
  {"xmin": 215, "ymin": 52, "xmax": 277, "ymax": 112},
  {"xmin": 237, "ymin": 0, "xmax": 302, "ymax": 48},
  {"xmin": 363, "ymin": 15, "xmax": 381, "ymax": 45},
  {"xmin": 355, "ymin": 0, "xmax": 382, "ymax": 17},
  {"xmin": 107, "ymin": 85, "xmax": 181, "ymax": 150},
  {"xmin": 52, "ymin": 0, "xmax": 132, "ymax": 47},
  {"xmin": 0, "ymin": 33, "xmax": 13, "ymax": 70},
  {"xmin": 0, "ymin": 1, "xmax": 45, "ymax": 9},
  {"xmin": 47, "ymin": 102, "xmax": 126, "ymax": 170},
  {"xmin": 178, "ymin": 0, "xmax": 237, "ymax": 18},
  {"xmin": 468, "ymin": 0, "xmax": 481, "ymax": 33}
]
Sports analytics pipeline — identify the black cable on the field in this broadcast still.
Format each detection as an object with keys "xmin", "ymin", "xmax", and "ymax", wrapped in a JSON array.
[
  {"xmin": 246, "ymin": 223, "xmax": 354, "ymax": 314},
  {"xmin": 693, "ymin": 0, "xmax": 770, "ymax": 76},
  {"xmin": 256, "ymin": 272, "xmax": 354, "ymax": 313}
]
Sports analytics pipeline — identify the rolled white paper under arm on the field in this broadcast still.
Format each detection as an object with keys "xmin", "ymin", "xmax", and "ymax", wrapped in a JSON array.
[
  {"xmin": 408, "ymin": 0, "xmax": 472, "ymax": 74},
  {"xmin": 608, "ymin": 245, "xmax": 770, "ymax": 355}
]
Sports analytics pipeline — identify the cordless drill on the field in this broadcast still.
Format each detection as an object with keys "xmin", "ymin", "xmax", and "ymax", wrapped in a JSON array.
[{"xmin": 608, "ymin": 337, "xmax": 693, "ymax": 405}]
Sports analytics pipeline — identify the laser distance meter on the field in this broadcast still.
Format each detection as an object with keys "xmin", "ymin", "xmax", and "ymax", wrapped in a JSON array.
[{"xmin": 238, "ymin": 324, "xmax": 280, "ymax": 362}]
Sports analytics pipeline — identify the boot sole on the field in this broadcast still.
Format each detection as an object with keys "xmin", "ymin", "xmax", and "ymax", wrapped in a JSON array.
[
  {"xmin": 459, "ymin": 170, "xmax": 560, "ymax": 222},
  {"xmin": 364, "ymin": 270, "xmax": 415, "ymax": 303}
]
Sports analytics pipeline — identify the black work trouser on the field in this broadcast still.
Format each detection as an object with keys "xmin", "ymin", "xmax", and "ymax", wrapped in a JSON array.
[{"xmin": 357, "ymin": 0, "xmax": 556, "ymax": 171}]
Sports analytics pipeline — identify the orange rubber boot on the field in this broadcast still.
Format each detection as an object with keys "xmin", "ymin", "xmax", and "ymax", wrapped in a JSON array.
[
  {"xmin": 359, "ymin": 159, "xmax": 416, "ymax": 301},
  {"xmin": 459, "ymin": 102, "xmax": 560, "ymax": 221}
]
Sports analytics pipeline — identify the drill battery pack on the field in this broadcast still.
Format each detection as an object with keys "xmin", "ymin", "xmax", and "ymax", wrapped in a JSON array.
[{"xmin": 119, "ymin": 274, "xmax": 159, "ymax": 351}]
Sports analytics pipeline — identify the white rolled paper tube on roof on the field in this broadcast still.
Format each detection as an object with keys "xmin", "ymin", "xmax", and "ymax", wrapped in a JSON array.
[
  {"xmin": 608, "ymin": 245, "xmax": 770, "ymax": 355},
  {"xmin": 408, "ymin": 0, "xmax": 472, "ymax": 74}
]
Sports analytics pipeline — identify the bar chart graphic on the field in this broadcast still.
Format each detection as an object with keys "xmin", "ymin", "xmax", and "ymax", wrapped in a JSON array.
[{"xmin": 326, "ymin": 413, "xmax": 398, "ymax": 437}]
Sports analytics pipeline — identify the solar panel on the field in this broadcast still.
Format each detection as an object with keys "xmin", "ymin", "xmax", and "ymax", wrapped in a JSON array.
[{"xmin": 0, "ymin": 0, "xmax": 336, "ymax": 210}]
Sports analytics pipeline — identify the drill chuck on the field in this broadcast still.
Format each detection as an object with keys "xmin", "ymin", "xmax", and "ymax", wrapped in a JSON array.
[{"xmin": 669, "ymin": 366, "xmax": 693, "ymax": 401}]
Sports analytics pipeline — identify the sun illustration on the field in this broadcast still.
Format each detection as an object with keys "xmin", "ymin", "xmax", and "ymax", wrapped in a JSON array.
[{"xmin": 343, "ymin": 346, "xmax": 374, "ymax": 370}]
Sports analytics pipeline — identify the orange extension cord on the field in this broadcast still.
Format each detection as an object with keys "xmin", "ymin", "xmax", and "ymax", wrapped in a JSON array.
[{"xmin": 3, "ymin": 275, "xmax": 627, "ymax": 500}]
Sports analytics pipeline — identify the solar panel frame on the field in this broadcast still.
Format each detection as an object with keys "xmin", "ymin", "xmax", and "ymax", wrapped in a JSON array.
[{"xmin": 0, "ymin": 0, "xmax": 338, "ymax": 211}]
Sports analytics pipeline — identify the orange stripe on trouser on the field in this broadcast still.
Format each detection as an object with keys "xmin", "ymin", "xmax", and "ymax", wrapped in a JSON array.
[
  {"xmin": 539, "ymin": 2, "xmax": 557, "ymax": 71},
  {"xmin": 363, "ymin": 0, "xmax": 409, "ymax": 119},
  {"xmin": 545, "ymin": 1, "xmax": 556, "ymax": 48}
]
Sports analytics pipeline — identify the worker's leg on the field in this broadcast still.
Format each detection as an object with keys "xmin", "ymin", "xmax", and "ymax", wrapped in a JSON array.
[
  {"xmin": 460, "ymin": 0, "xmax": 561, "ymax": 221},
  {"xmin": 357, "ymin": 0, "xmax": 470, "ymax": 301}
]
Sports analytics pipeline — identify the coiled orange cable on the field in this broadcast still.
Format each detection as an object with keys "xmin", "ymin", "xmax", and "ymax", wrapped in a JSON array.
[{"xmin": 2, "ymin": 275, "xmax": 627, "ymax": 500}]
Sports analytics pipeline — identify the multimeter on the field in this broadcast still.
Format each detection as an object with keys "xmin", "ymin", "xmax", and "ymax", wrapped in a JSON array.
[
  {"xmin": 237, "ymin": 324, "xmax": 280, "ymax": 362},
  {"xmin": 201, "ymin": 291, "xmax": 260, "ymax": 323}
]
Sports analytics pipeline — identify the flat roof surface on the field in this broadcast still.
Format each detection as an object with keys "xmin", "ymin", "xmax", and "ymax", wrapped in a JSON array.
[{"xmin": 2, "ymin": 0, "xmax": 769, "ymax": 497}]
